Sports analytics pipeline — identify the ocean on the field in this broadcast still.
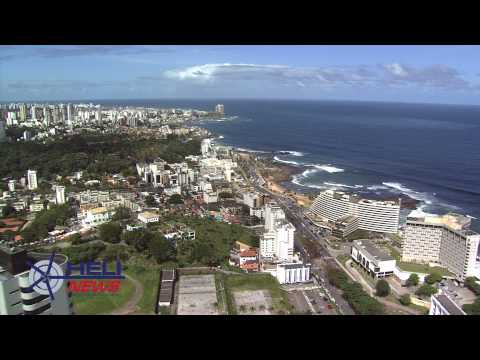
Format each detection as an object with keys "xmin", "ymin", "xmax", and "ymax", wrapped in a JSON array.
[{"xmin": 95, "ymin": 99, "xmax": 480, "ymax": 231}]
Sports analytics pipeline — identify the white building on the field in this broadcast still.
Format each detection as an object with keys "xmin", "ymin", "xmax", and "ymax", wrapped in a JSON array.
[
  {"xmin": 215, "ymin": 104, "xmax": 224, "ymax": 115},
  {"xmin": 8, "ymin": 180, "xmax": 15, "ymax": 193},
  {"xmin": 27, "ymin": 169, "xmax": 38, "ymax": 190},
  {"xmin": 260, "ymin": 202, "xmax": 295, "ymax": 262},
  {"xmin": 82, "ymin": 207, "xmax": 114, "ymax": 226},
  {"xmin": 201, "ymin": 139, "xmax": 212, "ymax": 156},
  {"xmin": 402, "ymin": 212, "xmax": 480, "ymax": 281},
  {"xmin": 264, "ymin": 201, "xmax": 286, "ymax": 233},
  {"xmin": 429, "ymin": 291, "xmax": 466, "ymax": 315},
  {"xmin": 350, "ymin": 240, "xmax": 396, "ymax": 278},
  {"xmin": 276, "ymin": 263, "xmax": 311, "ymax": 284},
  {"xmin": 0, "ymin": 247, "xmax": 73, "ymax": 315},
  {"xmin": 309, "ymin": 190, "xmax": 400, "ymax": 234},
  {"xmin": 138, "ymin": 211, "xmax": 160, "ymax": 224},
  {"xmin": 56, "ymin": 186, "xmax": 66, "ymax": 205}
]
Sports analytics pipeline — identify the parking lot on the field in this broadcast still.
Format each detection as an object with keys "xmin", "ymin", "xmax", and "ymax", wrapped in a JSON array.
[
  {"xmin": 176, "ymin": 275, "xmax": 220, "ymax": 315},
  {"xmin": 286, "ymin": 288, "xmax": 337, "ymax": 315}
]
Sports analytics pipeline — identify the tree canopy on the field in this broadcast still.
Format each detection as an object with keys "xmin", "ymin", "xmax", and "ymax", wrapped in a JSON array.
[
  {"xmin": 98, "ymin": 222, "xmax": 123, "ymax": 244},
  {"xmin": 406, "ymin": 273, "xmax": 419, "ymax": 287},
  {"xmin": 375, "ymin": 279, "xmax": 390, "ymax": 297}
]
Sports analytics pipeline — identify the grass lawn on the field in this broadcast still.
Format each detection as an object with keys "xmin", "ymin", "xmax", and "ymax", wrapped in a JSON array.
[
  {"xmin": 385, "ymin": 244, "xmax": 453, "ymax": 276},
  {"xmin": 72, "ymin": 276, "xmax": 135, "ymax": 315},
  {"xmin": 337, "ymin": 254, "xmax": 351, "ymax": 266},
  {"xmin": 220, "ymin": 273, "xmax": 292, "ymax": 315},
  {"xmin": 125, "ymin": 265, "xmax": 161, "ymax": 315}
]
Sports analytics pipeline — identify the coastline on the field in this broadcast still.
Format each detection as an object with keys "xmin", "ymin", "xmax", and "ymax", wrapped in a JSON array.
[{"xmin": 207, "ymin": 127, "xmax": 424, "ymax": 212}]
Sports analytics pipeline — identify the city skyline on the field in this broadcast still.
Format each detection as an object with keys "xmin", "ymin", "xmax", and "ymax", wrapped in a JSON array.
[{"xmin": 1, "ymin": 45, "xmax": 480, "ymax": 105}]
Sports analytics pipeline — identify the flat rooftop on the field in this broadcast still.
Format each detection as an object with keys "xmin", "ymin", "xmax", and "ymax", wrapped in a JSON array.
[
  {"xmin": 435, "ymin": 294, "xmax": 466, "ymax": 315},
  {"xmin": 353, "ymin": 240, "xmax": 394, "ymax": 263}
]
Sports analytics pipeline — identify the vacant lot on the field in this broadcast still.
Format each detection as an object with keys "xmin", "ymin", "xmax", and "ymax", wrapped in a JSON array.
[
  {"xmin": 220, "ymin": 273, "xmax": 292, "ymax": 315},
  {"xmin": 177, "ymin": 275, "xmax": 219, "ymax": 315},
  {"xmin": 234, "ymin": 290, "xmax": 273, "ymax": 315}
]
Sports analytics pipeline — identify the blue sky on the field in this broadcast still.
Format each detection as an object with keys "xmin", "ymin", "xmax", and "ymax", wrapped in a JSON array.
[{"xmin": 1, "ymin": 45, "xmax": 479, "ymax": 104}]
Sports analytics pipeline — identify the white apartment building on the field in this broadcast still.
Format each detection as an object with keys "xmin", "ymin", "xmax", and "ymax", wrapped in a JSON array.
[
  {"xmin": 138, "ymin": 211, "xmax": 160, "ymax": 224},
  {"xmin": 429, "ymin": 291, "xmax": 466, "ymax": 315},
  {"xmin": 56, "ymin": 185, "xmax": 66, "ymax": 205},
  {"xmin": 351, "ymin": 240, "xmax": 396, "ymax": 278},
  {"xmin": 309, "ymin": 190, "xmax": 400, "ymax": 234},
  {"xmin": 260, "ymin": 202, "xmax": 295, "ymax": 262},
  {"xmin": 8, "ymin": 180, "xmax": 15, "ymax": 192},
  {"xmin": 27, "ymin": 169, "xmax": 38, "ymax": 190},
  {"xmin": 402, "ymin": 212, "xmax": 480, "ymax": 281},
  {"xmin": 264, "ymin": 201, "xmax": 286, "ymax": 233},
  {"xmin": 0, "ymin": 247, "xmax": 73, "ymax": 315},
  {"xmin": 82, "ymin": 207, "xmax": 114, "ymax": 226}
]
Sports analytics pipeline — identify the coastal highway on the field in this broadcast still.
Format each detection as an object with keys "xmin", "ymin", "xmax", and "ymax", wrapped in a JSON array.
[{"xmin": 245, "ymin": 163, "xmax": 355, "ymax": 315}]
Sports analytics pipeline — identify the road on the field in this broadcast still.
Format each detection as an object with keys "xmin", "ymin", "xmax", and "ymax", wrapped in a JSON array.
[
  {"xmin": 245, "ymin": 161, "xmax": 355, "ymax": 315},
  {"xmin": 107, "ymin": 273, "xmax": 144, "ymax": 315}
]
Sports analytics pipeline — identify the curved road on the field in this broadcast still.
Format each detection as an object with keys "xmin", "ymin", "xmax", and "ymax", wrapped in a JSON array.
[{"xmin": 107, "ymin": 274, "xmax": 144, "ymax": 315}]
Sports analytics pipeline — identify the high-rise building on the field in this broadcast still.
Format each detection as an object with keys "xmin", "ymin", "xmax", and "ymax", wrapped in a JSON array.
[
  {"xmin": 402, "ymin": 212, "xmax": 480, "ymax": 281},
  {"xmin": 27, "ymin": 170, "xmax": 38, "ymax": 190},
  {"xmin": 56, "ymin": 186, "xmax": 66, "ymax": 205},
  {"xmin": 67, "ymin": 103, "xmax": 74, "ymax": 122},
  {"xmin": 0, "ymin": 247, "xmax": 73, "ymax": 315},
  {"xmin": 96, "ymin": 107, "xmax": 102, "ymax": 124},
  {"xmin": 8, "ymin": 180, "xmax": 15, "ymax": 192},
  {"xmin": 0, "ymin": 121, "xmax": 5, "ymax": 143},
  {"xmin": 264, "ymin": 201, "xmax": 286, "ymax": 233},
  {"xmin": 215, "ymin": 104, "xmax": 224, "ymax": 115},
  {"xmin": 53, "ymin": 106, "xmax": 60, "ymax": 123},
  {"xmin": 201, "ymin": 139, "xmax": 212, "ymax": 157},
  {"xmin": 309, "ymin": 190, "xmax": 400, "ymax": 234},
  {"xmin": 19, "ymin": 104, "xmax": 28, "ymax": 122},
  {"xmin": 429, "ymin": 291, "xmax": 466, "ymax": 315}
]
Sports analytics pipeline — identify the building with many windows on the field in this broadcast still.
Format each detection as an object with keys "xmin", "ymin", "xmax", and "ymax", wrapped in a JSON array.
[
  {"xmin": 429, "ymin": 291, "xmax": 466, "ymax": 315},
  {"xmin": 309, "ymin": 190, "xmax": 400, "ymax": 234},
  {"xmin": 0, "ymin": 247, "xmax": 73, "ymax": 315},
  {"xmin": 350, "ymin": 240, "xmax": 396, "ymax": 278},
  {"xmin": 27, "ymin": 169, "xmax": 38, "ymax": 191},
  {"xmin": 402, "ymin": 212, "xmax": 480, "ymax": 281}
]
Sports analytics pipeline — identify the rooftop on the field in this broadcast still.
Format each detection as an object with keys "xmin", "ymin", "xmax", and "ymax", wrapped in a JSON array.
[
  {"xmin": 353, "ymin": 240, "xmax": 394, "ymax": 263},
  {"xmin": 434, "ymin": 293, "xmax": 466, "ymax": 315}
]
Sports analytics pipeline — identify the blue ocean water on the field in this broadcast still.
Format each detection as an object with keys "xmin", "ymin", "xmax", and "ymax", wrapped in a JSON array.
[{"xmin": 96, "ymin": 99, "xmax": 480, "ymax": 230}]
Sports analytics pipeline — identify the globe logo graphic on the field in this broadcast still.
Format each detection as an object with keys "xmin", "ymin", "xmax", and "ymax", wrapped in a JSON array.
[{"xmin": 28, "ymin": 254, "xmax": 64, "ymax": 300}]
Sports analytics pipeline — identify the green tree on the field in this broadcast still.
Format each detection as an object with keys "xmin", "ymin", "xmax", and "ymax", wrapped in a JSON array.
[
  {"xmin": 145, "ymin": 195, "xmax": 156, "ymax": 207},
  {"xmin": 112, "ymin": 206, "xmax": 132, "ymax": 221},
  {"xmin": 462, "ymin": 298, "xmax": 480, "ymax": 315},
  {"xmin": 399, "ymin": 294, "xmax": 411, "ymax": 306},
  {"xmin": 147, "ymin": 233, "xmax": 175, "ymax": 263},
  {"xmin": 66, "ymin": 233, "xmax": 82, "ymax": 245},
  {"xmin": 464, "ymin": 277, "xmax": 480, "ymax": 296},
  {"xmin": 425, "ymin": 272, "xmax": 442, "ymax": 285},
  {"xmin": 406, "ymin": 273, "xmax": 419, "ymax": 287},
  {"xmin": 2, "ymin": 204, "xmax": 17, "ymax": 218},
  {"xmin": 168, "ymin": 194, "xmax": 184, "ymax": 205},
  {"xmin": 415, "ymin": 284, "xmax": 438, "ymax": 298},
  {"xmin": 98, "ymin": 222, "xmax": 122, "ymax": 244},
  {"xmin": 375, "ymin": 279, "xmax": 390, "ymax": 297}
]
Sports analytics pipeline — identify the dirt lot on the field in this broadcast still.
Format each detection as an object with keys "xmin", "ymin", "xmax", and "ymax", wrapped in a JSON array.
[
  {"xmin": 233, "ymin": 290, "xmax": 273, "ymax": 315},
  {"xmin": 176, "ymin": 275, "xmax": 220, "ymax": 315}
]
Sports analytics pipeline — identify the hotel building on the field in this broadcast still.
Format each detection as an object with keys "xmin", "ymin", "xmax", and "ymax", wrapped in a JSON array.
[
  {"xmin": 309, "ymin": 190, "xmax": 400, "ymax": 234},
  {"xmin": 402, "ymin": 212, "xmax": 480, "ymax": 281}
]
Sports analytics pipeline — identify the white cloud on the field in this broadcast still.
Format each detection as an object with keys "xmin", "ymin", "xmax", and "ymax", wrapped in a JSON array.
[{"xmin": 163, "ymin": 62, "xmax": 477, "ymax": 92}]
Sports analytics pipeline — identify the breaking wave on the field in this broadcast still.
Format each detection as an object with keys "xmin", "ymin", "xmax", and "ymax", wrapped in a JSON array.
[{"xmin": 277, "ymin": 150, "xmax": 305, "ymax": 157}]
